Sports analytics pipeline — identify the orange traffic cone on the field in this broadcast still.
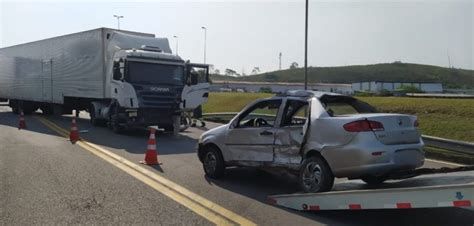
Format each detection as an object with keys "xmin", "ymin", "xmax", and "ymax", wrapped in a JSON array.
[
  {"xmin": 69, "ymin": 116, "xmax": 79, "ymax": 144},
  {"xmin": 140, "ymin": 128, "xmax": 160, "ymax": 165},
  {"xmin": 18, "ymin": 111, "xmax": 26, "ymax": 130}
]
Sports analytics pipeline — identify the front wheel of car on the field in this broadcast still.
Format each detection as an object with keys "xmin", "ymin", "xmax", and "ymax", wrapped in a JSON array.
[
  {"xmin": 202, "ymin": 146, "xmax": 225, "ymax": 179},
  {"xmin": 299, "ymin": 156, "xmax": 334, "ymax": 193}
]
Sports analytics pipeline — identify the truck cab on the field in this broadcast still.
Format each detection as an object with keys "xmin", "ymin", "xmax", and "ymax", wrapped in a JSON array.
[{"xmin": 91, "ymin": 45, "xmax": 202, "ymax": 134}]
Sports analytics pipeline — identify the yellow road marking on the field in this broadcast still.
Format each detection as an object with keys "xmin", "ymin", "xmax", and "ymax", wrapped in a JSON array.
[{"xmin": 36, "ymin": 117, "xmax": 257, "ymax": 226}]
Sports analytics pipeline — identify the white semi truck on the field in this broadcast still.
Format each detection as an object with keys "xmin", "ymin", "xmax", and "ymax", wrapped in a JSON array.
[{"xmin": 0, "ymin": 28, "xmax": 209, "ymax": 134}]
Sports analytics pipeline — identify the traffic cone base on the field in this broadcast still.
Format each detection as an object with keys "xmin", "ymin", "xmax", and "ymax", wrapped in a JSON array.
[
  {"xmin": 69, "ymin": 117, "xmax": 79, "ymax": 144},
  {"xmin": 18, "ymin": 112, "xmax": 26, "ymax": 130}
]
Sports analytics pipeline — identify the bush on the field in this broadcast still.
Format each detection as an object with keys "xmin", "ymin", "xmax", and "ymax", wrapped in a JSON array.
[{"xmin": 259, "ymin": 87, "xmax": 273, "ymax": 93}]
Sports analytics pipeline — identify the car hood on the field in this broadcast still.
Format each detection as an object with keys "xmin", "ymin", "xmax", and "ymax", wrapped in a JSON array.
[{"xmin": 201, "ymin": 124, "xmax": 228, "ymax": 141}]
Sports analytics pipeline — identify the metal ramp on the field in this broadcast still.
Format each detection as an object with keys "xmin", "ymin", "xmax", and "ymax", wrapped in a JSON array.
[{"xmin": 268, "ymin": 170, "xmax": 474, "ymax": 211}]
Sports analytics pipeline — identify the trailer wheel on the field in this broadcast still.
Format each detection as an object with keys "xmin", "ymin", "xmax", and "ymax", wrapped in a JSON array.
[
  {"xmin": 202, "ymin": 145, "xmax": 225, "ymax": 179},
  {"xmin": 299, "ymin": 156, "xmax": 334, "ymax": 193},
  {"xmin": 361, "ymin": 175, "xmax": 387, "ymax": 185},
  {"xmin": 89, "ymin": 105, "xmax": 106, "ymax": 127},
  {"xmin": 40, "ymin": 105, "xmax": 54, "ymax": 115},
  {"xmin": 11, "ymin": 106, "xmax": 20, "ymax": 114}
]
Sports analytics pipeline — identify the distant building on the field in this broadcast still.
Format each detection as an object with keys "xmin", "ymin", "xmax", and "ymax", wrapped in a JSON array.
[
  {"xmin": 211, "ymin": 81, "xmax": 353, "ymax": 95},
  {"xmin": 351, "ymin": 81, "xmax": 443, "ymax": 93}
]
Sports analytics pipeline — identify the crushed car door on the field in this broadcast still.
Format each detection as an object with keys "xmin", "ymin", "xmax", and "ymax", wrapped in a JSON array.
[
  {"xmin": 225, "ymin": 99, "xmax": 283, "ymax": 162},
  {"xmin": 273, "ymin": 99, "xmax": 309, "ymax": 164}
]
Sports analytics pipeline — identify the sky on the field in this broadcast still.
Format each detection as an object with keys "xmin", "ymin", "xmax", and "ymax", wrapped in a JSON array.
[{"xmin": 0, "ymin": 0, "xmax": 472, "ymax": 74}]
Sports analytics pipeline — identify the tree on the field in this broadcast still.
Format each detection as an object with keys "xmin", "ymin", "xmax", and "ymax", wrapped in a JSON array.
[
  {"xmin": 290, "ymin": 62, "xmax": 299, "ymax": 69},
  {"xmin": 251, "ymin": 67, "xmax": 260, "ymax": 75},
  {"xmin": 214, "ymin": 69, "xmax": 220, "ymax": 75},
  {"xmin": 225, "ymin": 68, "xmax": 237, "ymax": 76}
]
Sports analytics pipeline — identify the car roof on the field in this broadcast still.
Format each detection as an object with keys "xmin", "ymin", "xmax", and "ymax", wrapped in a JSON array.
[{"xmin": 276, "ymin": 90, "xmax": 344, "ymax": 99}]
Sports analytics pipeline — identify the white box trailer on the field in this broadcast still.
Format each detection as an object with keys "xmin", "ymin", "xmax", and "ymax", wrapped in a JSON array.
[
  {"xmin": 0, "ymin": 28, "xmax": 210, "ymax": 134},
  {"xmin": 0, "ymin": 28, "xmax": 167, "ymax": 104}
]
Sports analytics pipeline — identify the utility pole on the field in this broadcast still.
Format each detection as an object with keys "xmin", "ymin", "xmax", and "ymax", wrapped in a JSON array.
[
  {"xmin": 447, "ymin": 49, "xmax": 452, "ymax": 68},
  {"xmin": 201, "ymin": 27, "xmax": 207, "ymax": 64},
  {"xmin": 279, "ymin": 52, "xmax": 282, "ymax": 70},
  {"xmin": 173, "ymin": 35, "xmax": 179, "ymax": 55},
  {"xmin": 113, "ymin": 15, "xmax": 124, "ymax": 30},
  {"xmin": 304, "ymin": 0, "xmax": 309, "ymax": 90}
]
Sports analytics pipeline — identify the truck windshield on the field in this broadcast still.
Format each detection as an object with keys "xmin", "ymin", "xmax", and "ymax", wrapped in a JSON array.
[{"xmin": 126, "ymin": 61, "xmax": 184, "ymax": 85}]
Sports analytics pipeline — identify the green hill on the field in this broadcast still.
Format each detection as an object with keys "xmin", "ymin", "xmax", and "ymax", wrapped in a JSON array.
[{"xmin": 211, "ymin": 63, "xmax": 474, "ymax": 88}]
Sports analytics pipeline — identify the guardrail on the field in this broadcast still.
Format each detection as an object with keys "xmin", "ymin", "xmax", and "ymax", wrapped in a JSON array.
[
  {"xmin": 203, "ymin": 112, "xmax": 474, "ymax": 156},
  {"xmin": 422, "ymin": 135, "xmax": 474, "ymax": 155}
]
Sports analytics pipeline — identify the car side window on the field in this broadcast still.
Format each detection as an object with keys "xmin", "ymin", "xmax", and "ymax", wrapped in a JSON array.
[
  {"xmin": 281, "ymin": 100, "xmax": 308, "ymax": 127},
  {"xmin": 237, "ymin": 99, "xmax": 282, "ymax": 128}
]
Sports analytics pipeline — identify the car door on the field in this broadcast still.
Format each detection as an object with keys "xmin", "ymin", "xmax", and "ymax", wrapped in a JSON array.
[
  {"xmin": 225, "ymin": 99, "xmax": 283, "ymax": 162},
  {"xmin": 273, "ymin": 99, "xmax": 309, "ymax": 164}
]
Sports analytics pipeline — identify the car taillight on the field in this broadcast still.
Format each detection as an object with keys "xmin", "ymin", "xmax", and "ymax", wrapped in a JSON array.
[
  {"xmin": 414, "ymin": 120, "xmax": 419, "ymax": 127},
  {"xmin": 343, "ymin": 120, "xmax": 384, "ymax": 132}
]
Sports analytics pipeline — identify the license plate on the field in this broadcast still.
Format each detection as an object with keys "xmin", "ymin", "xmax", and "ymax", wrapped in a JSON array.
[{"xmin": 128, "ymin": 112, "xmax": 138, "ymax": 117}]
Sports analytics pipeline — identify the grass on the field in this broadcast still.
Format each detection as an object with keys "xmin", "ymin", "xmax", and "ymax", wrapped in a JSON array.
[
  {"xmin": 203, "ymin": 92, "xmax": 474, "ymax": 142},
  {"xmin": 202, "ymin": 92, "xmax": 272, "ymax": 113}
]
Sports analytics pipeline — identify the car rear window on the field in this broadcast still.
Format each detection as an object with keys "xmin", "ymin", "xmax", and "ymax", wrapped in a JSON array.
[{"xmin": 319, "ymin": 95, "xmax": 377, "ymax": 117}]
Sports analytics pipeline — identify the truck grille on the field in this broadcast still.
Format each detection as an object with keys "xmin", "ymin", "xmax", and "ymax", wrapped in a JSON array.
[{"xmin": 135, "ymin": 89, "xmax": 181, "ymax": 108}]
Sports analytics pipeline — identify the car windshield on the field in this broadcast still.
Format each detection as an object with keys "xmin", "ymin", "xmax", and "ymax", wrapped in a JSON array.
[
  {"xmin": 126, "ymin": 61, "xmax": 184, "ymax": 85},
  {"xmin": 320, "ymin": 96, "xmax": 377, "ymax": 116}
]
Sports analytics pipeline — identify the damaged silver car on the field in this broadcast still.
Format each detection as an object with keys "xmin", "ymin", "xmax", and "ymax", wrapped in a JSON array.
[{"xmin": 197, "ymin": 90, "xmax": 425, "ymax": 192}]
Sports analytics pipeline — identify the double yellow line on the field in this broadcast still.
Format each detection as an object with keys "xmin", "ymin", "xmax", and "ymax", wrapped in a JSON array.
[{"xmin": 36, "ymin": 117, "xmax": 256, "ymax": 226}]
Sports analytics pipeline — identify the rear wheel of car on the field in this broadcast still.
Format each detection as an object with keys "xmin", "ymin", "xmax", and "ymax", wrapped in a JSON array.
[
  {"xmin": 202, "ymin": 146, "xmax": 225, "ymax": 179},
  {"xmin": 299, "ymin": 156, "xmax": 334, "ymax": 193},
  {"xmin": 361, "ymin": 175, "xmax": 387, "ymax": 185}
]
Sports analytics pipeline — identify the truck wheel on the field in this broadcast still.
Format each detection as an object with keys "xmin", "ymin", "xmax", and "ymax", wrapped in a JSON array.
[
  {"xmin": 361, "ymin": 175, "xmax": 387, "ymax": 185},
  {"xmin": 299, "ymin": 156, "xmax": 334, "ymax": 193},
  {"xmin": 202, "ymin": 145, "xmax": 225, "ymax": 179},
  {"xmin": 11, "ymin": 106, "xmax": 20, "ymax": 114},
  {"xmin": 90, "ymin": 105, "xmax": 106, "ymax": 127},
  {"xmin": 179, "ymin": 114, "xmax": 191, "ymax": 132},
  {"xmin": 22, "ymin": 106, "xmax": 38, "ymax": 115},
  {"xmin": 40, "ymin": 105, "xmax": 54, "ymax": 115},
  {"xmin": 172, "ymin": 115, "xmax": 180, "ymax": 136}
]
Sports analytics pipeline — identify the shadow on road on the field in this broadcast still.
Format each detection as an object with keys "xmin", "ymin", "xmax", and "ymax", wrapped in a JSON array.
[{"xmin": 0, "ymin": 109, "xmax": 199, "ymax": 157}]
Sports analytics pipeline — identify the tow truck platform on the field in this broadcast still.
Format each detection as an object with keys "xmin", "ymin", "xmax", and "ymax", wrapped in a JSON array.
[{"xmin": 268, "ymin": 166, "xmax": 474, "ymax": 211}]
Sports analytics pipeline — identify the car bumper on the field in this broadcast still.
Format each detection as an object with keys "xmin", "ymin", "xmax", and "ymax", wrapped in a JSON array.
[{"xmin": 321, "ymin": 136, "xmax": 425, "ymax": 178}]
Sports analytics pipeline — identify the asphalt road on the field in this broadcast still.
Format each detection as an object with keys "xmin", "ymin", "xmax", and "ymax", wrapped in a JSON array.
[{"xmin": 0, "ymin": 105, "xmax": 473, "ymax": 225}]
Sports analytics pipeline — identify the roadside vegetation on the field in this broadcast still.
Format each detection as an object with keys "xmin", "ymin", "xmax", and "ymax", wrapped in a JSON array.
[
  {"xmin": 203, "ymin": 92, "xmax": 474, "ymax": 142},
  {"xmin": 211, "ymin": 62, "xmax": 474, "ymax": 89}
]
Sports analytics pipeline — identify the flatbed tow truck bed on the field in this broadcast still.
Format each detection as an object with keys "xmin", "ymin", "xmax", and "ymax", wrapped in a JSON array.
[{"xmin": 268, "ymin": 166, "xmax": 474, "ymax": 211}]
